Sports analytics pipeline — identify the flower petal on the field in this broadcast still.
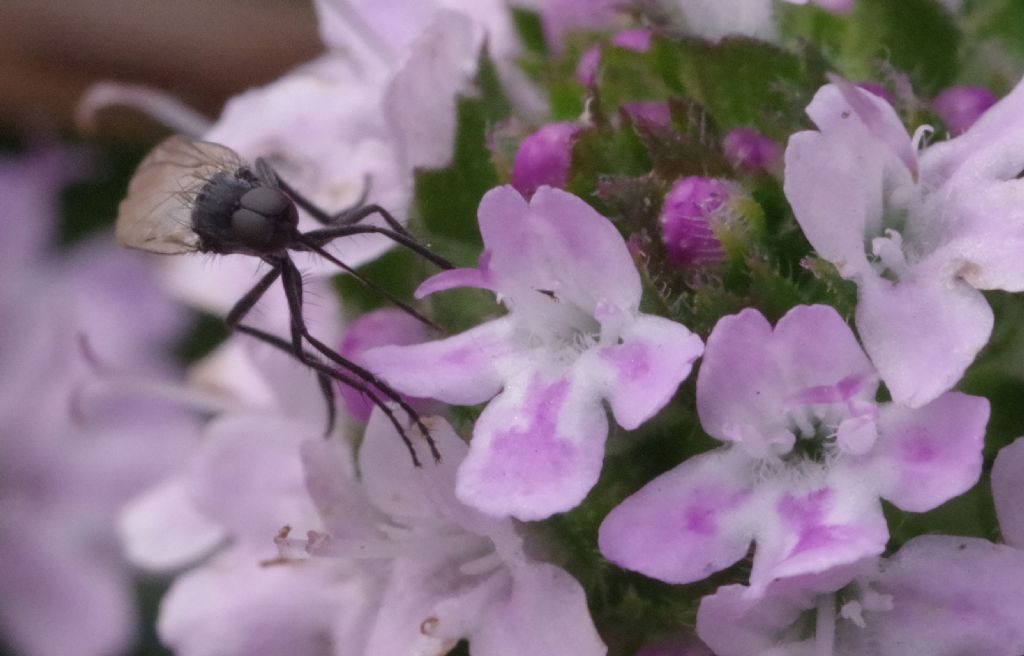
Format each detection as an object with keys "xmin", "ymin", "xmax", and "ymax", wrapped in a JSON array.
[
  {"xmin": 361, "ymin": 317, "xmax": 514, "ymax": 405},
  {"xmin": 188, "ymin": 414, "xmax": 320, "ymax": 549},
  {"xmin": 599, "ymin": 449, "xmax": 757, "ymax": 584},
  {"xmin": 359, "ymin": 411, "xmax": 466, "ymax": 523},
  {"xmin": 920, "ymin": 76, "xmax": 1024, "ymax": 185},
  {"xmin": 384, "ymin": 11, "xmax": 480, "ymax": 170},
  {"xmin": 785, "ymin": 85, "xmax": 911, "ymax": 278},
  {"xmin": 0, "ymin": 515, "xmax": 135, "ymax": 656},
  {"xmin": 118, "ymin": 478, "xmax": 226, "ymax": 572},
  {"xmin": 456, "ymin": 372, "xmax": 609, "ymax": 520},
  {"xmin": 697, "ymin": 306, "xmax": 874, "ymax": 445},
  {"xmin": 300, "ymin": 438, "xmax": 380, "ymax": 540},
  {"xmin": 872, "ymin": 392, "xmax": 988, "ymax": 513},
  {"xmin": 991, "ymin": 437, "xmax": 1024, "ymax": 548},
  {"xmin": 479, "ymin": 185, "xmax": 642, "ymax": 315},
  {"xmin": 471, "ymin": 562, "xmax": 607, "ymax": 656},
  {"xmin": 696, "ymin": 584, "xmax": 813, "ymax": 656},
  {"xmin": 748, "ymin": 481, "xmax": 888, "ymax": 594},
  {"xmin": 580, "ymin": 313, "xmax": 703, "ymax": 430},
  {"xmin": 855, "ymin": 274, "xmax": 992, "ymax": 407},
  {"xmin": 159, "ymin": 547, "xmax": 362, "ymax": 656},
  {"xmin": 841, "ymin": 536, "xmax": 1024, "ymax": 656}
]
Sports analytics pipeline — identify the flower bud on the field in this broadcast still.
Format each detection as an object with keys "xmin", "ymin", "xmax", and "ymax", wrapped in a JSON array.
[
  {"xmin": 933, "ymin": 85, "xmax": 997, "ymax": 135},
  {"xmin": 511, "ymin": 122, "xmax": 579, "ymax": 198},
  {"xmin": 659, "ymin": 177, "xmax": 729, "ymax": 268},
  {"xmin": 722, "ymin": 127, "xmax": 781, "ymax": 172},
  {"xmin": 856, "ymin": 81, "xmax": 893, "ymax": 104}
]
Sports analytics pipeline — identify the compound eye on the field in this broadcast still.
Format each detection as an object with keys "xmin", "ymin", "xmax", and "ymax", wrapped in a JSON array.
[
  {"xmin": 231, "ymin": 208, "xmax": 272, "ymax": 248},
  {"xmin": 239, "ymin": 187, "xmax": 291, "ymax": 218}
]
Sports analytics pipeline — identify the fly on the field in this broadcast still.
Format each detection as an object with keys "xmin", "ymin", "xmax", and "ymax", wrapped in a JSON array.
[{"xmin": 116, "ymin": 135, "xmax": 451, "ymax": 465}]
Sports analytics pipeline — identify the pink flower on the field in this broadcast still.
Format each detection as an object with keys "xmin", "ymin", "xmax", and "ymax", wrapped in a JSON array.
[
  {"xmin": 785, "ymin": 77, "xmax": 1024, "ymax": 407},
  {"xmin": 697, "ymin": 535, "xmax": 1024, "ymax": 656},
  {"xmin": 363, "ymin": 186, "xmax": 703, "ymax": 519},
  {"xmin": 599, "ymin": 305, "xmax": 988, "ymax": 594},
  {"xmin": 285, "ymin": 411, "xmax": 607, "ymax": 656}
]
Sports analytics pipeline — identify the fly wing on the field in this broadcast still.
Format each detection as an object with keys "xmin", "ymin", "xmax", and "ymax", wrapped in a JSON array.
[{"xmin": 116, "ymin": 135, "xmax": 243, "ymax": 254}]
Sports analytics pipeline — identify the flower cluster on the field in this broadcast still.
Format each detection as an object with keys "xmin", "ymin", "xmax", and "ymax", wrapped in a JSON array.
[{"xmin": 11, "ymin": 0, "xmax": 1024, "ymax": 654}]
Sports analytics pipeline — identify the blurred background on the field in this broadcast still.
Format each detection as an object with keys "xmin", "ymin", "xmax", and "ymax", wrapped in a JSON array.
[{"xmin": 1, "ymin": 2, "xmax": 321, "ymax": 655}]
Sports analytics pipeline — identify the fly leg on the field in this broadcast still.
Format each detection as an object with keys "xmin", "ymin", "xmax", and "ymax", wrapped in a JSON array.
[{"xmin": 279, "ymin": 255, "xmax": 441, "ymax": 463}]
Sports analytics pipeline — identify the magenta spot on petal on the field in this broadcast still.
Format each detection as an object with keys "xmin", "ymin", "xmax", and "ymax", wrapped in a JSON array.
[
  {"xmin": 512, "ymin": 123, "xmax": 579, "ymax": 199},
  {"xmin": 674, "ymin": 486, "xmax": 752, "ymax": 539},
  {"xmin": 600, "ymin": 341, "xmax": 651, "ymax": 382},
  {"xmin": 481, "ymin": 377, "xmax": 577, "ymax": 491},
  {"xmin": 778, "ymin": 488, "xmax": 831, "ymax": 526},
  {"xmin": 659, "ymin": 177, "xmax": 727, "ymax": 269},
  {"xmin": 900, "ymin": 432, "xmax": 938, "ymax": 464}
]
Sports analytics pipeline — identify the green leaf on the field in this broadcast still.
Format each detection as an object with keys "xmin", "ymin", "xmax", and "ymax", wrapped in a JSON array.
[
  {"xmin": 511, "ymin": 7, "xmax": 548, "ymax": 56},
  {"xmin": 781, "ymin": 0, "xmax": 961, "ymax": 94},
  {"xmin": 414, "ymin": 96, "xmax": 498, "ymax": 251},
  {"xmin": 656, "ymin": 36, "xmax": 814, "ymax": 137}
]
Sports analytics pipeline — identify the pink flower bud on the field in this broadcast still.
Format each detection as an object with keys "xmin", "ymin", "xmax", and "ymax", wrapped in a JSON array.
[
  {"xmin": 722, "ymin": 127, "xmax": 781, "ymax": 172},
  {"xmin": 933, "ymin": 85, "xmax": 998, "ymax": 135},
  {"xmin": 623, "ymin": 101, "xmax": 672, "ymax": 129},
  {"xmin": 511, "ymin": 122, "xmax": 579, "ymax": 199},
  {"xmin": 611, "ymin": 28, "xmax": 653, "ymax": 51},
  {"xmin": 660, "ymin": 177, "xmax": 728, "ymax": 268},
  {"xmin": 856, "ymin": 81, "xmax": 894, "ymax": 104},
  {"xmin": 338, "ymin": 309, "xmax": 433, "ymax": 422}
]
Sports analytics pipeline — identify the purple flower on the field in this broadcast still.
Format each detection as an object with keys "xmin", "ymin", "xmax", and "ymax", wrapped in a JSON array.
[
  {"xmin": 363, "ymin": 186, "xmax": 704, "ymax": 519},
  {"xmin": 0, "ymin": 148, "xmax": 194, "ymax": 656},
  {"xmin": 722, "ymin": 128, "xmax": 782, "ymax": 172},
  {"xmin": 660, "ymin": 176, "xmax": 730, "ymax": 268},
  {"xmin": 599, "ymin": 305, "xmax": 988, "ymax": 594},
  {"xmin": 285, "ymin": 411, "xmax": 607, "ymax": 655},
  {"xmin": 337, "ymin": 308, "xmax": 435, "ymax": 422},
  {"xmin": 122, "ymin": 413, "xmax": 364, "ymax": 655},
  {"xmin": 785, "ymin": 77, "xmax": 1024, "ymax": 407},
  {"xmin": 933, "ymin": 85, "xmax": 998, "ymax": 135},
  {"xmin": 512, "ymin": 122, "xmax": 580, "ymax": 198},
  {"xmin": 696, "ymin": 535, "xmax": 1024, "ymax": 656}
]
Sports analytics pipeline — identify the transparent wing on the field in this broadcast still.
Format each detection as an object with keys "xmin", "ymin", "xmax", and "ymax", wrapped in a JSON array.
[{"xmin": 116, "ymin": 135, "xmax": 243, "ymax": 254}]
